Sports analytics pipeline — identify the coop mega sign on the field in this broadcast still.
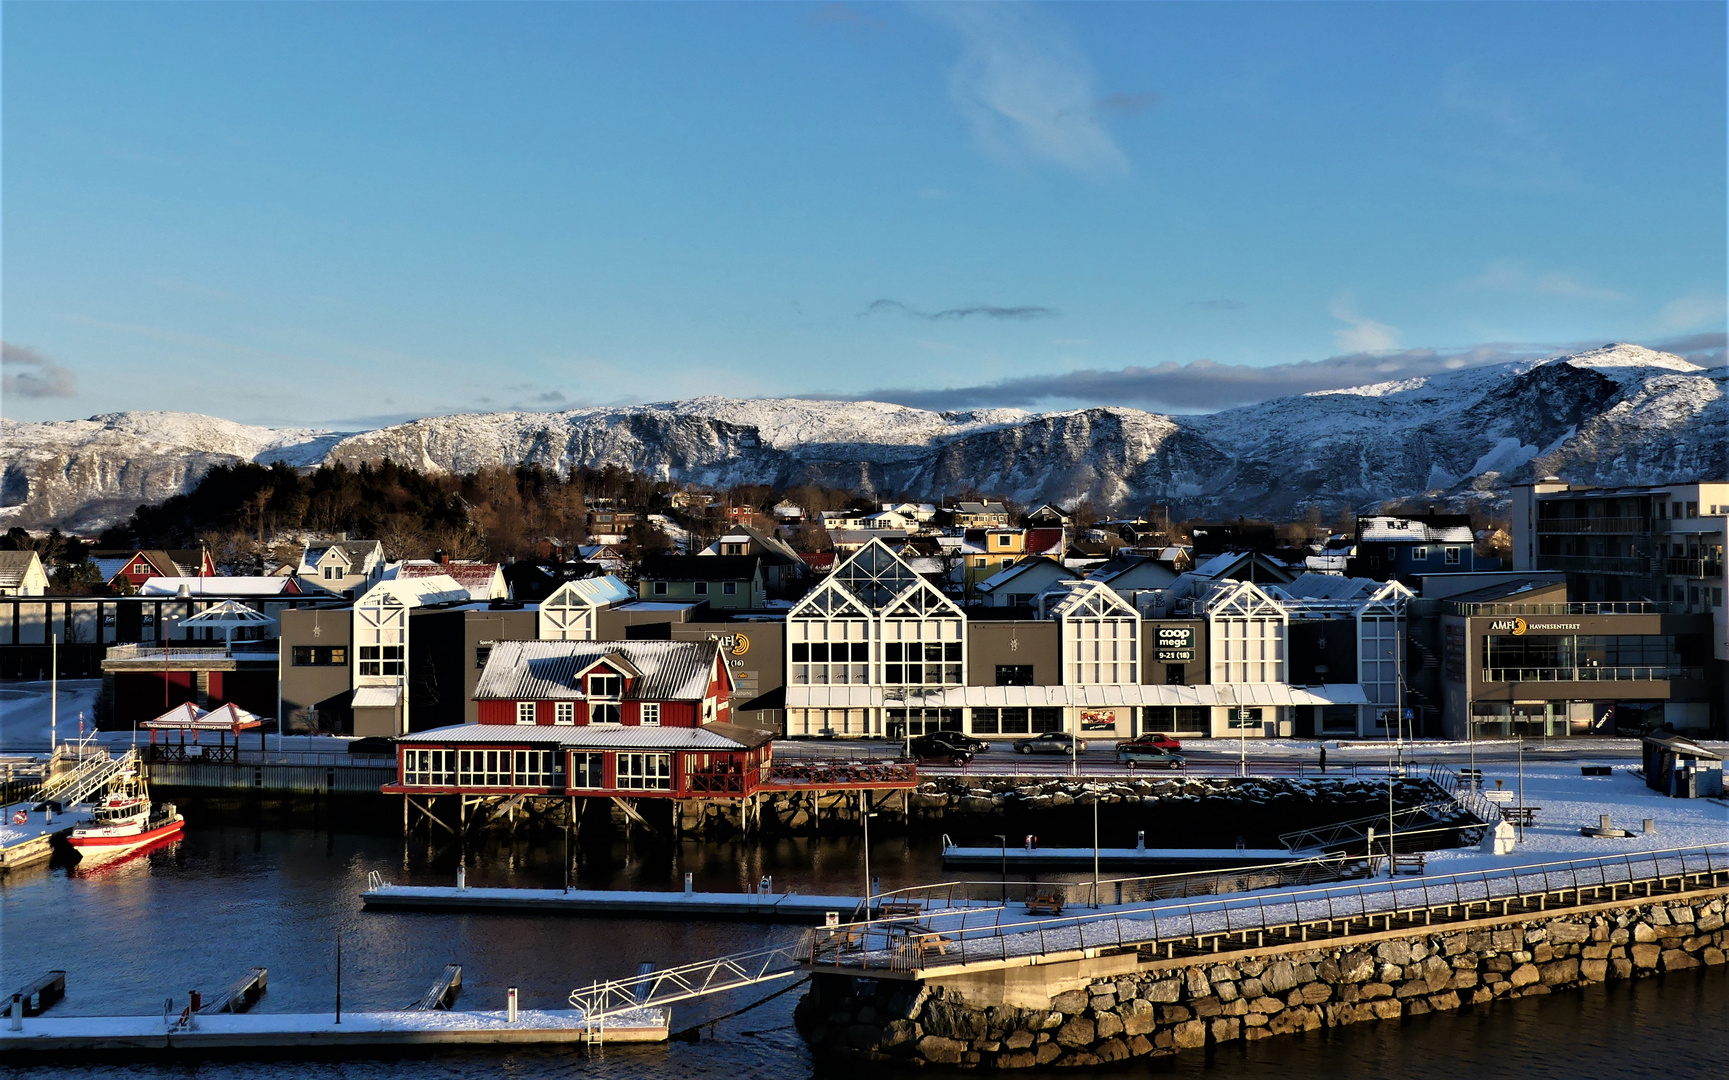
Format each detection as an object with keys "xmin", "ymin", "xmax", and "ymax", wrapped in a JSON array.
[{"xmin": 1154, "ymin": 625, "xmax": 1196, "ymax": 662}]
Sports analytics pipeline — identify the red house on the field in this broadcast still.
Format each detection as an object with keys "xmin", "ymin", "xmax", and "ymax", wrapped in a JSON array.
[{"xmin": 389, "ymin": 639, "xmax": 774, "ymax": 799}]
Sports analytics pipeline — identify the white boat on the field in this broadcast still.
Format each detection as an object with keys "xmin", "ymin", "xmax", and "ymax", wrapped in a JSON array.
[{"xmin": 67, "ymin": 770, "xmax": 184, "ymax": 857}]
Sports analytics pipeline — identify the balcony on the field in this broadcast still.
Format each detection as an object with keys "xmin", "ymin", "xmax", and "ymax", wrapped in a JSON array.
[
  {"xmin": 102, "ymin": 641, "xmax": 280, "ymax": 671},
  {"xmin": 1663, "ymin": 557, "xmax": 1725, "ymax": 580},
  {"xmin": 1536, "ymin": 517, "xmax": 1653, "ymax": 535},
  {"xmin": 1480, "ymin": 666, "xmax": 1703, "ymax": 684},
  {"xmin": 1535, "ymin": 554, "xmax": 1652, "ymax": 575}
]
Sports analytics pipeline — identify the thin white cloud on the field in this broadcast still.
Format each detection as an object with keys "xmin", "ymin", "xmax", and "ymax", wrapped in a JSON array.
[
  {"xmin": 1657, "ymin": 291, "xmax": 1727, "ymax": 334},
  {"xmin": 1329, "ymin": 296, "xmax": 1399, "ymax": 354},
  {"xmin": 1463, "ymin": 260, "xmax": 1627, "ymax": 303},
  {"xmin": 929, "ymin": 3, "xmax": 1128, "ymax": 176}
]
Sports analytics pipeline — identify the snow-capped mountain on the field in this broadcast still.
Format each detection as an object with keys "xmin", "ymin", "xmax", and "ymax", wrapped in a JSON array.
[{"xmin": 3, "ymin": 344, "xmax": 1722, "ymax": 530}]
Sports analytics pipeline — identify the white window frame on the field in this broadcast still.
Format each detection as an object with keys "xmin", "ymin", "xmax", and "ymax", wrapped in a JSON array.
[
  {"xmin": 554, "ymin": 701, "xmax": 576, "ymax": 725},
  {"xmin": 640, "ymin": 702, "xmax": 660, "ymax": 726},
  {"xmin": 1444, "ymin": 546, "xmax": 1461, "ymax": 565},
  {"xmin": 516, "ymin": 701, "xmax": 537, "ymax": 725},
  {"xmin": 694, "ymin": 581, "xmax": 709, "ymax": 595},
  {"xmin": 722, "ymin": 581, "xmax": 737, "ymax": 596},
  {"xmin": 616, "ymin": 752, "xmax": 672, "ymax": 790},
  {"xmin": 1410, "ymin": 546, "xmax": 1428, "ymax": 561}
]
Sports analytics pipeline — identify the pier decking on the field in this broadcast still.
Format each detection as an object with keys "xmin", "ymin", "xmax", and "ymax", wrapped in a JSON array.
[
  {"xmin": 940, "ymin": 843, "xmax": 1294, "ymax": 870},
  {"xmin": 0, "ymin": 1007, "xmax": 667, "ymax": 1057}
]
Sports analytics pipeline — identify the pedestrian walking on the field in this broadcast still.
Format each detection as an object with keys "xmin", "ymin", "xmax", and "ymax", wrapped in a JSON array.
[{"xmin": 1319, "ymin": 744, "xmax": 1328, "ymax": 773}]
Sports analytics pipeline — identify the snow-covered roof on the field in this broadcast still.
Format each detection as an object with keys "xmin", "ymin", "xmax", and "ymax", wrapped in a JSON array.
[
  {"xmin": 397, "ymin": 720, "xmax": 772, "ymax": 751},
  {"xmin": 1357, "ymin": 516, "xmax": 1474, "ymax": 543},
  {"xmin": 976, "ymin": 556, "xmax": 1065, "ymax": 593},
  {"xmin": 391, "ymin": 560, "xmax": 504, "ymax": 598},
  {"xmin": 0, "ymin": 550, "xmax": 44, "ymax": 589},
  {"xmin": 140, "ymin": 576, "xmax": 299, "ymax": 597},
  {"xmin": 787, "ymin": 683, "xmax": 1368, "ymax": 709},
  {"xmin": 475, "ymin": 639, "xmax": 723, "ymax": 701},
  {"xmin": 356, "ymin": 575, "xmax": 470, "ymax": 609}
]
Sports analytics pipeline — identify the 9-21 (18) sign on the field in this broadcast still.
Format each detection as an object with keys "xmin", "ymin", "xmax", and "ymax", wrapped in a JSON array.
[{"xmin": 1154, "ymin": 625, "xmax": 1195, "ymax": 663}]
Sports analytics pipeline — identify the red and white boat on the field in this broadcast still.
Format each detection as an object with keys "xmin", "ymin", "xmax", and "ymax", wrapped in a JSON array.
[{"xmin": 67, "ymin": 771, "xmax": 183, "ymax": 858}]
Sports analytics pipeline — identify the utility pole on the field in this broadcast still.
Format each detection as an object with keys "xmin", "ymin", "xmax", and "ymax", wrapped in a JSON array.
[
  {"xmin": 1092, "ymin": 792, "xmax": 1100, "ymax": 908},
  {"xmin": 50, "ymin": 632, "xmax": 59, "ymax": 753}
]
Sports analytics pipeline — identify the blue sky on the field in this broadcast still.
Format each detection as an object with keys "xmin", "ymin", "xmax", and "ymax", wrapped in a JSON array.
[{"xmin": 3, "ymin": 1, "xmax": 1724, "ymax": 429}]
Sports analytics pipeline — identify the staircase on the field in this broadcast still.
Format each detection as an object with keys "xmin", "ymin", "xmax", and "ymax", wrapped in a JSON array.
[{"xmin": 28, "ymin": 748, "xmax": 138, "ymax": 809}]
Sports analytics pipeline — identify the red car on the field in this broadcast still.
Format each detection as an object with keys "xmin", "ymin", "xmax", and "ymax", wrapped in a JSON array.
[{"xmin": 1116, "ymin": 732, "xmax": 1182, "ymax": 753}]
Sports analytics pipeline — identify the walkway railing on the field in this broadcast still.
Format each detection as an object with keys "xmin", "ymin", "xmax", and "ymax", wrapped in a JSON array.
[
  {"xmin": 567, "ymin": 938, "xmax": 807, "ymax": 1030},
  {"xmin": 29, "ymin": 746, "xmax": 137, "ymax": 808},
  {"xmin": 806, "ymin": 844, "xmax": 1729, "ymax": 975}
]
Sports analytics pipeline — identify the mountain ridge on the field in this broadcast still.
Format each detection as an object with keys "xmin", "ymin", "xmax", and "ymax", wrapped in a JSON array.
[{"xmin": 3, "ymin": 343, "xmax": 1722, "ymax": 529}]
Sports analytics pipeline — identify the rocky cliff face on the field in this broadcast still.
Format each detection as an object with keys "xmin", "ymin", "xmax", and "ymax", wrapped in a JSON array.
[{"xmin": 3, "ymin": 343, "xmax": 1722, "ymax": 529}]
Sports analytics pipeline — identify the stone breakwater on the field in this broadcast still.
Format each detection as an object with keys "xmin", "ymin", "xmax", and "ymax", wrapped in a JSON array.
[
  {"xmin": 676, "ymin": 775, "xmax": 1455, "ymax": 838},
  {"xmin": 795, "ymin": 891, "xmax": 1728, "ymax": 1069}
]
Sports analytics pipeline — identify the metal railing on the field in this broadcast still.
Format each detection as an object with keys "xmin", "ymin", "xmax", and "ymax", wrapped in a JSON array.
[
  {"xmin": 921, "ymin": 759, "xmax": 1410, "ymax": 781},
  {"xmin": 767, "ymin": 760, "xmax": 917, "ymax": 786},
  {"xmin": 1481, "ymin": 666, "xmax": 1700, "ymax": 684},
  {"xmin": 139, "ymin": 745, "xmax": 395, "ymax": 768},
  {"xmin": 29, "ymin": 747, "xmax": 137, "ymax": 807},
  {"xmin": 103, "ymin": 643, "xmax": 278, "ymax": 663},
  {"xmin": 1276, "ymin": 800, "xmax": 1465, "ymax": 853},
  {"xmin": 1535, "ymin": 517, "xmax": 1653, "ymax": 535},
  {"xmin": 1663, "ymin": 557, "xmax": 1724, "ymax": 580},
  {"xmin": 567, "ymin": 938, "xmax": 806, "ymax": 1031},
  {"xmin": 1446, "ymin": 600, "xmax": 1681, "ymax": 617},
  {"xmin": 862, "ymin": 853, "xmax": 1368, "ymax": 917},
  {"xmin": 806, "ymin": 844, "xmax": 1729, "ymax": 974},
  {"xmin": 1536, "ymin": 555, "xmax": 1652, "ymax": 575}
]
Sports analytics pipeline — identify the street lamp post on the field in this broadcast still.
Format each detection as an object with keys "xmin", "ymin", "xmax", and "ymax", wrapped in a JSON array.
[
  {"xmin": 993, "ymin": 834, "xmax": 1007, "ymax": 904},
  {"xmin": 860, "ymin": 793, "xmax": 878, "ymax": 915},
  {"xmin": 1092, "ymin": 791, "xmax": 1100, "ymax": 908},
  {"xmin": 1516, "ymin": 744, "xmax": 1529, "ymax": 842}
]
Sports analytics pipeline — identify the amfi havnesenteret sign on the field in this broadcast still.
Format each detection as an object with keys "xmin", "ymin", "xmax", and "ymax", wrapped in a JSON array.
[
  {"xmin": 1155, "ymin": 625, "xmax": 1195, "ymax": 663},
  {"xmin": 1488, "ymin": 618, "xmax": 1582, "ymax": 635}
]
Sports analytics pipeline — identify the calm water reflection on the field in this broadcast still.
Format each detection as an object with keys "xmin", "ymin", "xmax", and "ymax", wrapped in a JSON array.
[{"xmin": 1, "ymin": 813, "xmax": 1721, "ymax": 1079}]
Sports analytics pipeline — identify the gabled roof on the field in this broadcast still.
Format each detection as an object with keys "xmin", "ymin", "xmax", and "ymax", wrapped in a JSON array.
[
  {"xmin": 543, "ymin": 575, "xmax": 635, "ymax": 610},
  {"xmin": 1357, "ymin": 516, "xmax": 1474, "ymax": 543},
  {"xmin": 139, "ymin": 576, "xmax": 301, "ymax": 597},
  {"xmin": 1040, "ymin": 578, "xmax": 1140, "ymax": 620},
  {"xmin": 1192, "ymin": 550, "xmax": 1297, "ymax": 584},
  {"xmin": 640, "ymin": 554, "xmax": 762, "ymax": 582},
  {"xmin": 393, "ymin": 560, "xmax": 503, "ymax": 595},
  {"xmin": 301, "ymin": 539, "xmax": 383, "ymax": 570},
  {"xmin": 475, "ymin": 639, "xmax": 725, "ymax": 701},
  {"xmin": 976, "ymin": 556, "xmax": 1067, "ymax": 594},
  {"xmin": 356, "ymin": 575, "xmax": 470, "ymax": 609},
  {"xmin": 0, "ymin": 550, "xmax": 44, "ymax": 588}
]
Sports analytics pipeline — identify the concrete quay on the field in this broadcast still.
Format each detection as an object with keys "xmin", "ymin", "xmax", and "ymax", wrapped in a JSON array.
[{"xmin": 362, "ymin": 880, "xmax": 882, "ymax": 923}]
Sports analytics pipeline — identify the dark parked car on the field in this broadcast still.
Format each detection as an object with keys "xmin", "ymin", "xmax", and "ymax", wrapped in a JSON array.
[
  {"xmin": 1117, "ymin": 745, "xmax": 1186, "ymax": 770},
  {"xmin": 910, "ymin": 734, "xmax": 975, "ymax": 764},
  {"xmin": 920, "ymin": 730, "xmax": 989, "ymax": 754},
  {"xmin": 1015, "ymin": 732, "xmax": 1088, "ymax": 755}
]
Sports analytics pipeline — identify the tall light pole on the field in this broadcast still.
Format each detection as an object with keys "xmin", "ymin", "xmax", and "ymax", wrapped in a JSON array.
[
  {"xmin": 860, "ymin": 793, "xmax": 878, "ymax": 915},
  {"xmin": 993, "ymin": 833, "xmax": 1007, "ymax": 904},
  {"xmin": 1092, "ymin": 790, "xmax": 1100, "ymax": 908},
  {"xmin": 1516, "ymin": 743, "xmax": 1528, "ymax": 843}
]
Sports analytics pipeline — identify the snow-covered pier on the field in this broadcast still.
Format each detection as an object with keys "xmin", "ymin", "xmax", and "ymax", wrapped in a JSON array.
[
  {"xmin": 941, "ymin": 841, "xmax": 1294, "ymax": 870},
  {"xmin": 0, "ymin": 1007, "xmax": 668, "ymax": 1058}
]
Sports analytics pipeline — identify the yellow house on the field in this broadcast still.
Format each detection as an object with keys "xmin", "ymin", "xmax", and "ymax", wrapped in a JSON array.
[{"xmin": 961, "ymin": 529, "xmax": 1027, "ymax": 595}]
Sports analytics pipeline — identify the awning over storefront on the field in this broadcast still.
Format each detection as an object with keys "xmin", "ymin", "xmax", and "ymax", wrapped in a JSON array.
[
  {"xmin": 353, "ymin": 685, "xmax": 403, "ymax": 709},
  {"xmin": 786, "ymin": 682, "xmax": 1370, "ymax": 710}
]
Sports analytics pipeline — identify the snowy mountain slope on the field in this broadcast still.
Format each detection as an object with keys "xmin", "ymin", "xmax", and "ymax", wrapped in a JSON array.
[
  {"xmin": 0, "ymin": 412, "xmax": 344, "ymax": 527},
  {"xmin": 2, "ymin": 343, "xmax": 1720, "ymax": 529}
]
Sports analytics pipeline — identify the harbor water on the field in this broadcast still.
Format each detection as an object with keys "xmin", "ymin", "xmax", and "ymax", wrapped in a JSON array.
[{"xmin": 1, "ymin": 810, "xmax": 1722, "ymax": 1078}]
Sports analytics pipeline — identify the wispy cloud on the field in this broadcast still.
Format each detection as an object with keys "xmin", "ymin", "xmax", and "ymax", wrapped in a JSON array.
[
  {"xmin": 1, "ymin": 342, "xmax": 78, "ymax": 400},
  {"xmin": 928, "ymin": 3, "xmax": 1128, "ymax": 176},
  {"xmin": 1462, "ymin": 260, "xmax": 1627, "ymax": 303},
  {"xmin": 1656, "ymin": 292, "xmax": 1727, "ymax": 334},
  {"xmin": 862, "ymin": 298, "xmax": 1058, "ymax": 321},
  {"xmin": 1329, "ymin": 296, "xmax": 1399, "ymax": 353}
]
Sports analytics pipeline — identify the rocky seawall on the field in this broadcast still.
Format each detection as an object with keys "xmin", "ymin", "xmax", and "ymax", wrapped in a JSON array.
[{"xmin": 795, "ymin": 891, "xmax": 1728, "ymax": 1069}]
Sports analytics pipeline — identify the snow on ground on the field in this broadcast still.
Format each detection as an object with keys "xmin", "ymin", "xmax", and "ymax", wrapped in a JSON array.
[
  {"xmin": 0, "ymin": 680, "xmax": 103, "ymax": 751},
  {"xmin": 1423, "ymin": 763, "xmax": 1728, "ymax": 874}
]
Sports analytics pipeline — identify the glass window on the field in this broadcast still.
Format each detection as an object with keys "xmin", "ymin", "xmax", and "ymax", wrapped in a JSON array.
[
  {"xmin": 1444, "ymin": 547, "xmax": 1461, "ymax": 565},
  {"xmin": 653, "ymin": 581, "xmax": 668, "ymax": 595},
  {"xmin": 475, "ymin": 644, "xmax": 492, "ymax": 670},
  {"xmin": 569, "ymin": 751, "xmax": 605, "ymax": 789},
  {"xmin": 971, "ymin": 708, "xmax": 1000, "ymax": 734},
  {"xmin": 1029, "ymin": 708, "xmax": 1062, "ymax": 733},
  {"xmin": 554, "ymin": 701, "xmax": 575, "ymax": 725},
  {"xmin": 640, "ymin": 702, "xmax": 660, "ymax": 726},
  {"xmin": 616, "ymin": 752, "xmax": 672, "ymax": 790},
  {"xmin": 1411, "ymin": 546, "xmax": 1428, "ymax": 561},
  {"xmin": 516, "ymin": 701, "xmax": 537, "ymax": 725},
  {"xmin": 589, "ymin": 674, "xmax": 622, "ymax": 698},
  {"xmin": 791, "ymin": 643, "xmax": 810, "ymax": 662},
  {"xmin": 722, "ymin": 581, "xmax": 737, "ymax": 595},
  {"xmin": 591, "ymin": 703, "xmax": 621, "ymax": 724},
  {"xmin": 694, "ymin": 581, "xmax": 709, "ymax": 595},
  {"xmin": 995, "ymin": 665, "xmax": 1034, "ymax": 686}
]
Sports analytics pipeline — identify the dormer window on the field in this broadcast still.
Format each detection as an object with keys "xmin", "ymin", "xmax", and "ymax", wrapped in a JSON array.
[{"xmin": 588, "ymin": 673, "xmax": 622, "ymax": 723}]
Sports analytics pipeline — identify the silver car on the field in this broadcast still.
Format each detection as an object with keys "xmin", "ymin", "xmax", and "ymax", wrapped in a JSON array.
[{"xmin": 1015, "ymin": 732, "xmax": 1088, "ymax": 754}]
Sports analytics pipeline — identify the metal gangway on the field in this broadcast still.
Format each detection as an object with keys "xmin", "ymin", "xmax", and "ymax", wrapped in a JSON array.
[
  {"xmin": 1277, "ymin": 799, "xmax": 1465, "ymax": 854},
  {"xmin": 26, "ymin": 745, "xmax": 138, "ymax": 810},
  {"xmin": 567, "ymin": 937, "xmax": 810, "ymax": 1036}
]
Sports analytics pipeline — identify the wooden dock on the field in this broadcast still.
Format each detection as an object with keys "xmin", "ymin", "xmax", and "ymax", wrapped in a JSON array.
[
  {"xmin": 0, "ymin": 1008, "xmax": 667, "ymax": 1057},
  {"xmin": 362, "ymin": 881, "xmax": 875, "ymax": 923}
]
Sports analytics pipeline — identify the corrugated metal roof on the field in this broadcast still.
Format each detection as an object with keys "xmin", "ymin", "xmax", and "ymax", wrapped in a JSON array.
[
  {"xmin": 397, "ymin": 722, "xmax": 758, "ymax": 750},
  {"xmin": 475, "ymin": 639, "xmax": 720, "ymax": 702}
]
